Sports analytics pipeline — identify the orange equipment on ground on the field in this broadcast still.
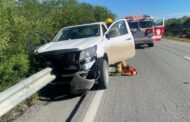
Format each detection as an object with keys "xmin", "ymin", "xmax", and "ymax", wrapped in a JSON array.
[
  {"xmin": 111, "ymin": 63, "xmax": 137, "ymax": 76},
  {"xmin": 121, "ymin": 65, "xmax": 137, "ymax": 76}
]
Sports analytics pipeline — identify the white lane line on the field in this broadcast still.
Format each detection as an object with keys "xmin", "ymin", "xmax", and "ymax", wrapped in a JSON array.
[
  {"xmin": 83, "ymin": 90, "xmax": 105, "ymax": 122},
  {"xmin": 184, "ymin": 56, "xmax": 190, "ymax": 61}
]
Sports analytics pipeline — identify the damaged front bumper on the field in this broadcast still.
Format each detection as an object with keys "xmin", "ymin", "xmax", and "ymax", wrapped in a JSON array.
[
  {"xmin": 70, "ymin": 59, "xmax": 97, "ymax": 95},
  {"xmin": 70, "ymin": 72, "xmax": 95, "ymax": 95}
]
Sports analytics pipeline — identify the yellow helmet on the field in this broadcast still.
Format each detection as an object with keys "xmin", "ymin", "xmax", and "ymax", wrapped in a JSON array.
[{"xmin": 105, "ymin": 18, "xmax": 113, "ymax": 24}]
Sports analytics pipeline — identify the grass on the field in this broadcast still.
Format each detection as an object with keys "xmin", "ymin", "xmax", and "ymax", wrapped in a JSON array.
[
  {"xmin": 0, "ymin": 94, "xmax": 39, "ymax": 122},
  {"xmin": 164, "ymin": 35, "xmax": 190, "ymax": 43}
]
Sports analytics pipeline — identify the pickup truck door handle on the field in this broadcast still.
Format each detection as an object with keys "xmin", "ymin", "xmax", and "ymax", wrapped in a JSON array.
[{"xmin": 126, "ymin": 38, "xmax": 132, "ymax": 41}]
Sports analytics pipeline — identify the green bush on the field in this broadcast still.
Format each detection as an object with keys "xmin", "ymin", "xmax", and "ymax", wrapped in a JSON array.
[
  {"xmin": 0, "ymin": 54, "xmax": 29, "ymax": 91},
  {"xmin": 165, "ymin": 16, "xmax": 190, "ymax": 38}
]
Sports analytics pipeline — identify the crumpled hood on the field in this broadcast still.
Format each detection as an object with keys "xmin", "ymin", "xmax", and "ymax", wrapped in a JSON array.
[{"xmin": 37, "ymin": 37, "xmax": 102, "ymax": 53}]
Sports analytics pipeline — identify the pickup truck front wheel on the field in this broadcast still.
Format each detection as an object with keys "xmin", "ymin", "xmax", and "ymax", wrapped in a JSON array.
[{"xmin": 98, "ymin": 59, "xmax": 109, "ymax": 89}]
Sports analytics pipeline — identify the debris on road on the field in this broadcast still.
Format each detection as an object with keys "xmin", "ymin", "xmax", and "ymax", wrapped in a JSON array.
[{"xmin": 183, "ymin": 82, "xmax": 189, "ymax": 84}]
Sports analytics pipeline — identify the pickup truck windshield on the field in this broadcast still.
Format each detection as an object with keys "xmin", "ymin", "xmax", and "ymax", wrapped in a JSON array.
[{"xmin": 56, "ymin": 24, "xmax": 100, "ymax": 41}]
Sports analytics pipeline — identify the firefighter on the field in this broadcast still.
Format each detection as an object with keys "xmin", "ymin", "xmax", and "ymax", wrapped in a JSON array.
[{"xmin": 105, "ymin": 18, "xmax": 113, "ymax": 28}]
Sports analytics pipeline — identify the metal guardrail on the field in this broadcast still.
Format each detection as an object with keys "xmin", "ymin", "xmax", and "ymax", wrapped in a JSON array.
[{"xmin": 0, "ymin": 67, "xmax": 56, "ymax": 117}]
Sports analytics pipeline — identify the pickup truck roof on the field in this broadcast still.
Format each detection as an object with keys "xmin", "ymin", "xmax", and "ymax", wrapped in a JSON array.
[{"xmin": 64, "ymin": 22, "xmax": 107, "ymax": 29}]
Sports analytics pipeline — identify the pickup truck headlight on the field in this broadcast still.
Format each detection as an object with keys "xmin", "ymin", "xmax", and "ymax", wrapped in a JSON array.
[{"xmin": 79, "ymin": 46, "xmax": 97, "ymax": 61}]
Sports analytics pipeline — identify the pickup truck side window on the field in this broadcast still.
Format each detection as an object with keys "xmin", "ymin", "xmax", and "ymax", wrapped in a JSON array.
[{"xmin": 108, "ymin": 20, "xmax": 128, "ymax": 38}]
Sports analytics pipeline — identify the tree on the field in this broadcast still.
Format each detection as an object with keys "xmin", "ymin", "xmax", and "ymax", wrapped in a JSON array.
[
  {"xmin": 165, "ymin": 16, "xmax": 190, "ymax": 38},
  {"xmin": 93, "ymin": 5, "xmax": 116, "ymax": 22}
]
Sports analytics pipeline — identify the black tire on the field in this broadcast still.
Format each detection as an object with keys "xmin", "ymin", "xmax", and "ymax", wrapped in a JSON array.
[
  {"xmin": 98, "ymin": 59, "xmax": 109, "ymax": 89},
  {"xmin": 148, "ymin": 43, "xmax": 154, "ymax": 47}
]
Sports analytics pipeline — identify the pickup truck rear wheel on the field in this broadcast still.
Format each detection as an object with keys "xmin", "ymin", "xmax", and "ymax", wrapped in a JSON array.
[{"xmin": 98, "ymin": 59, "xmax": 109, "ymax": 89}]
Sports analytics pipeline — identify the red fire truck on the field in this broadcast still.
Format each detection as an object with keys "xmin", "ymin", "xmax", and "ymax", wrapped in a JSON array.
[{"xmin": 126, "ymin": 15, "xmax": 165, "ymax": 47}]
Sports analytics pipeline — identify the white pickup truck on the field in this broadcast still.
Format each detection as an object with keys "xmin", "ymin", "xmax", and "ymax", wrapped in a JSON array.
[{"xmin": 36, "ymin": 19, "xmax": 135, "ymax": 95}]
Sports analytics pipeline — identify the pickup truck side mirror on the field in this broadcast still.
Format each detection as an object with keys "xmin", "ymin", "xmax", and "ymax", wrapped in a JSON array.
[
  {"xmin": 27, "ymin": 31, "xmax": 51, "ymax": 54},
  {"xmin": 40, "ymin": 39, "xmax": 48, "ymax": 45},
  {"xmin": 105, "ymin": 33, "xmax": 110, "ymax": 40}
]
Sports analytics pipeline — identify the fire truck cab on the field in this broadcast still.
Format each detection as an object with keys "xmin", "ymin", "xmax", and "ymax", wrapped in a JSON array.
[{"xmin": 126, "ymin": 15, "xmax": 164, "ymax": 47}]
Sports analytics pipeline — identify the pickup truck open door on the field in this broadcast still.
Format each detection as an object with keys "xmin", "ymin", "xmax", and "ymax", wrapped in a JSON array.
[{"xmin": 104, "ymin": 19, "xmax": 135, "ymax": 64}]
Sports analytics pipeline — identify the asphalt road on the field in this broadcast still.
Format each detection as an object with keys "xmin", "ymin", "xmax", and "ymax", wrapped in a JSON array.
[{"xmin": 14, "ymin": 39, "xmax": 190, "ymax": 122}]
